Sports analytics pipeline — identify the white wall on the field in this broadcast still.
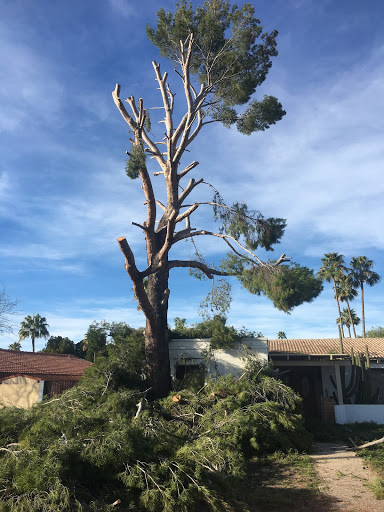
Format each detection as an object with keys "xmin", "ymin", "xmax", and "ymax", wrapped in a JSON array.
[
  {"xmin": 335, "ymin": 405, "xmax": 384, "ymax": 424},
  {"xmin": 169, "ymin": 338, "xmax": 268, "ymax": 378}
]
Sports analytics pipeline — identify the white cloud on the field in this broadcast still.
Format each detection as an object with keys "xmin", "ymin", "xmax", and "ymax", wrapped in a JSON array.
[
  {"xmin": 0, "ymin": 26, "xmax": 64, "ymax": 133},
  {"xmin": 0, "ymin": 171, "xmax": 10, "ymax": 199},
  {"xmin": 107, "ymin": 0, "xmax": 137, "ymax": 18},
  {"xmin": 205, "ymin": 42, "xmax": 384, "ymax": 256}
]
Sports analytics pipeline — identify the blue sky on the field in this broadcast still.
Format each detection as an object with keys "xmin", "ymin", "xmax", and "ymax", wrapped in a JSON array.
[{"xmin": 1, "ymin": 0, "xmax": 383, "ymax": 350}]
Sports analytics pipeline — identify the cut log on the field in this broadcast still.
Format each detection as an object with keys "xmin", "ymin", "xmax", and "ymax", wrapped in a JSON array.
[{"xmin": 347, "ymin": 436, "xmax": 384, "ymax": 451}]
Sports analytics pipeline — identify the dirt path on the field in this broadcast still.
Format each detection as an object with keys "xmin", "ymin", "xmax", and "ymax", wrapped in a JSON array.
[{"xmin": 311, "ymin": 442, "xmax": 384, "ymax": 511}]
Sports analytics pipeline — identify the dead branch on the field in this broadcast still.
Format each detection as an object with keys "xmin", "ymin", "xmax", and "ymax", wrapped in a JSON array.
[
  {"xmin": 347, "ymin": 436, "xmax": 384, "ymax": 451},
  {"xmin": 168, "ymin": 260, "xmax": 229, "ymax": 279}
]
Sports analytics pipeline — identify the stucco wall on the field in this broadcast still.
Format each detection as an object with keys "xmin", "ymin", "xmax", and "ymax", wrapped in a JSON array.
[
  {"xmin": 0, "ymin": 376, "xmax": 40, "ymax": 408},
  {"xmin": 169, "ymin": 338, "xmax": 268, "ymax": 378},
  {"xmin": 335, "ymin": 404, "xmax": 384, "ymax": 424}
]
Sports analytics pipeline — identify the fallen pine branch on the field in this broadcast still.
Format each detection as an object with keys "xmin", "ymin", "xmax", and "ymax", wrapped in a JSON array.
[{"xmin": 347, "ymin": 436, "xmax": 384, "ymax": 451}]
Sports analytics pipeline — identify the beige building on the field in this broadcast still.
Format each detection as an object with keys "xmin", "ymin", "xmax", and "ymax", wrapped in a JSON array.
[
  {"xmin": 169, "ymin": 338, "xmax": 268, "ymax": 380},
  {"xmin": 0, "ymin": 349, "xmax": 92, "ymax": 408}
]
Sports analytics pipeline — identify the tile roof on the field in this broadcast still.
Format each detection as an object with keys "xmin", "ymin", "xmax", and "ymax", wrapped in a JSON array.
[
  {"xmin": 268, "ymin": 338, "xmax": 384, "ymax": 358},
  {"xmin": 0, "ymin": 349, "xmax": 92, "ymax": 379}
]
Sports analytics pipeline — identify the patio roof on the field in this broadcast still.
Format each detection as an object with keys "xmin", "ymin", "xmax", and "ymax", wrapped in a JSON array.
[{"xmin": 268, "ymin": 338, "xmax": 384, "ymax": 359}]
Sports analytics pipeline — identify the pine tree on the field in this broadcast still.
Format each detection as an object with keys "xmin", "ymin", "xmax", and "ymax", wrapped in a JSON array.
[{"xmin": 113, "ymin": 1, "xmax": 322, "ymax": 396}]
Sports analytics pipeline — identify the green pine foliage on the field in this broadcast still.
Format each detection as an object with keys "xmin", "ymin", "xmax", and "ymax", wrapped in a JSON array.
[
  {"xmin": 146, "ymin": 2, "xmax": 281, "ymax": 106},
  {"xmin": 146, "ymin": 1, "xmax": 286, "ymax": 131},
  {"xmin": 212, "ymin": 198, "xmax": 286, "ymax": 252},
  {"xmin": 125, "ymin": 142, "xmax": 146, "ymax": 180},
  {"xmin": 236, "ymin": 95, "xmax": 286, "ymax": 135},
  {"xmin": 0, "ymin": 338, "xmax": 311, "ymax": 511},
  {"xmin": 223, "ymin": 255, "xmax": 323, "ymax": 313}
]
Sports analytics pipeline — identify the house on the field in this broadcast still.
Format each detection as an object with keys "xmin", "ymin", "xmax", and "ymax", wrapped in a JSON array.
[
  {"xmin": 0, "ymin": 349, "xmax": 92, "ymax": 408},
  {"xmin": 169, "ymin": 336, "xmax": 384, "ymax": 424},
  {"xmin": 269, "ymin": 338, "xmax": 384, "ymax": 423}
]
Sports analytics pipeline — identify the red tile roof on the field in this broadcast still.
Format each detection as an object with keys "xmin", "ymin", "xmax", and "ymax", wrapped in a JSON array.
[
  {"xmin": 0, "ymin": 349, "xmax": 92, "ymax": 380},
  {"xmin": 269, "ymin": 338, "xmax": 384, "ymax": 358}
]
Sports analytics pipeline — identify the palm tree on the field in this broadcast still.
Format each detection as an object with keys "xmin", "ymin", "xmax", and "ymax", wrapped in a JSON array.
[
  {"xmin": 348, "ymin": 308, "xmax": 360, "ymax": 335},
  {"xmin": 19, "ymin": 314, "xmax": 50, "ymax": 352},
  {"xmin": 336, "ymin": 308, "xmax": 360, "ymax": 338},
  {"xmin": 318, "ymin": 253, "xmax": 347, "ymax": 337},
  {"xmin": 277, "ymin": 331, "xmax": 287, "ymax": 339},
  {"xmin": 335, "ymin": 275, "xmax": 358, "ymax": 337},
  {"xmin": 349, "ymin": 257, "xmax": 380, "ymax": 337},
  {"xmin": 8, "ymin": 341, "xmax": 21, "ymax": 351}
]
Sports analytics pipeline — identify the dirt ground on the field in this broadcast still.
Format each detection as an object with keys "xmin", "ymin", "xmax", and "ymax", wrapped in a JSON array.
[{"xmin": 310, "ymin": 442, "xmax": 384, "ymax": 512}]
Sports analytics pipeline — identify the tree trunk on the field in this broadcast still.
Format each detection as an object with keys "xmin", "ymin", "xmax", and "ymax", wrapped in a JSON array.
[
  {"xmin": 333, "ymin": 279, "xmax": 344, "ymax": 337},
  {"xmin": 346, "ymin": 298, "xmax": 357, "ymax": 338},
  {"xmin": 145, "ymin": 268, "xmax": 171, "ymax": 397},
  {"xmin": 32, "ymin": 334, "xmax": 35, "ymax": 353},
  {"xmin": 361, "ymin": 282, "xmax": 366, "ymax": 338}
]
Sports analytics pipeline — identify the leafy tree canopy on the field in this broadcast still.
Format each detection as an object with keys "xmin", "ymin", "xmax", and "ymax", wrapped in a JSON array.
[
  {"xmin": 170, "ymin": 314, "xmax": 260, "ymax": 349},
  {"xmin": 8, "ymin": 341, "xmax": 21, "ymax": 351},
  {"xmin": 223, "ymin": 255, "xmax": 323, "ymax": 313},
  {"xmin": 43, "ymin": 336, "xmax": 84, "ymax": 358},
  {"xmin": 83, "ymin": 322, "xmax": 108, "ymax": 361},
  {"xmin": 366, "ymin": 326, "xmax": 384, "ymax": 338},
  {"xmin": 146, "ymin": 0, "xmax": 286, "ymax": 133}
]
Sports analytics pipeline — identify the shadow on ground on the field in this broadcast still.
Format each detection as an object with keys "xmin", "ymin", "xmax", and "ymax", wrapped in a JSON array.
[{"xmin": 226, "ymin": 460, "xmax": 339, "ymax": 512}]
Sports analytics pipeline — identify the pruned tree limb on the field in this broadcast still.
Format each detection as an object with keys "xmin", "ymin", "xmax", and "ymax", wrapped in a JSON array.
[
  {"xmin": 347, "ymin": 436, "xmax": 384, "ymax": 451},
  {"xmin": 176, "ymin": 203, "xmax": 199, "ymax": 223},
  {"xmin": 113, "ymin": 85, "xmax": 165, "ymax": 168},
  {"xmin": 168, "ymin": 260, "xmax": 229, "ymax": 279},
  {"xmin": 117, "ymin": 237, "xmax": 156, "ymax": 328},
  {"xmin": 178, "ymin": 161, "xmax": 199, "ymax": 179},
  {"xmin": 178, "ymin": 178, "xmax": 204, "ymax": 204}
]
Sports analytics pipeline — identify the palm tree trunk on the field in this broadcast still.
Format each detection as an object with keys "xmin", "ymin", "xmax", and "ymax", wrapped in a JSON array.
[
  {"xmin": 361, "ymin": 281, "xmax": 366, "ymax": 337},
  {"xmin": 32, "ymin": 334, "xmax": 35, "ymax": 353},
  {"xmin": 346, "ymin": 298, "xmax": 357, "ymax": 338},
  {"xmin": 333, "ymin": 279, "xmax": 344, "ymax": 337}
]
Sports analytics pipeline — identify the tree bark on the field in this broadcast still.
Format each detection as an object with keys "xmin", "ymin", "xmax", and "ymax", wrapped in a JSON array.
[
  {"xmin": 333, "ymin": 279, "xmax": 344, "ymax": 338},
  {"xmin": 345, "ymin": 298, "xmax": 357, "ymax": 338},
  {"xmin": 145, "ymin": 268, "xmax": 171, "ymax": 397}
]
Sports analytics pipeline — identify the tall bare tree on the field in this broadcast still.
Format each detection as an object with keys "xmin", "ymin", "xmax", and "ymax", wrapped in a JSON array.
[
  {"xmin": 112, "ymin": 1, "xmax": 322, "ymax": 396},
  {"xmin": 0, "ymin": 287, "xmax": 18, "ymax": 335}
]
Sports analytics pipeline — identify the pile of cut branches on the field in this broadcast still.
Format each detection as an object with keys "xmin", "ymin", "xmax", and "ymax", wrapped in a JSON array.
[{"xmin": 0, "ymin": 345, "xmax": 311, "ymax": 511}]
